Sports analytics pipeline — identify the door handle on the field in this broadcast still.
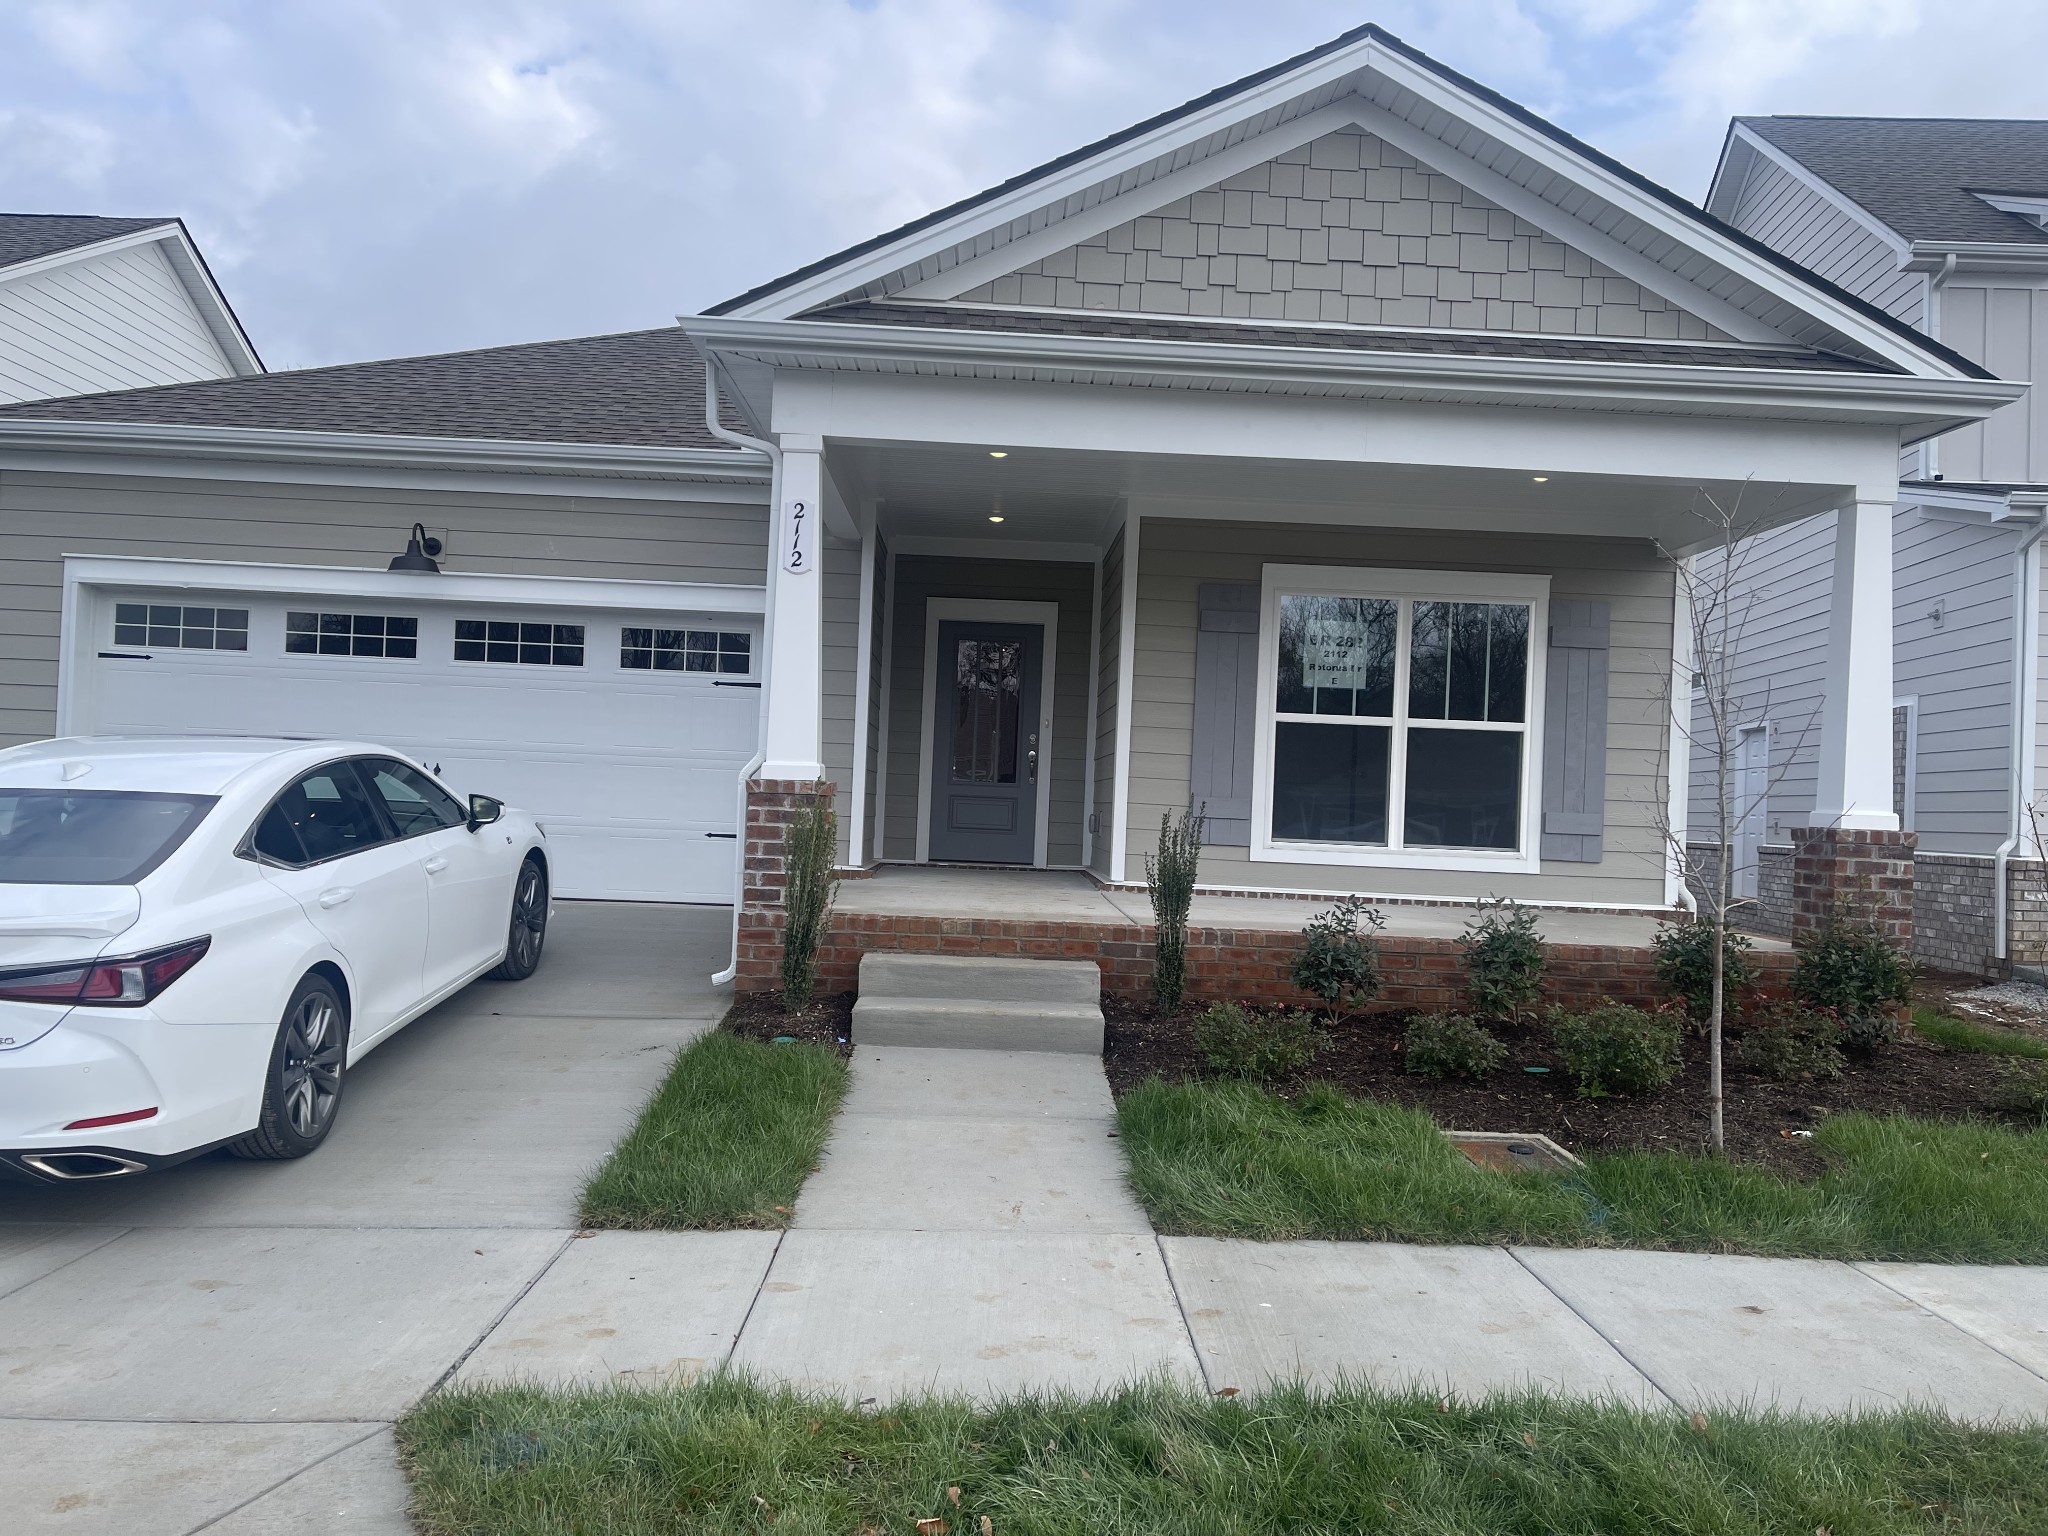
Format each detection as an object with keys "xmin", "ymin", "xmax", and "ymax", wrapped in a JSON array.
[
  {"xmin": 319, "ymin": 887, "xmax": 354, "ymax": 909},
  {"xmin": 1027, "ymin": 748, "xmax": 1038, "ymax": 782},
  {"xmin": 423, "ymin": 856, "xmax": 449, "ymax": 874}
]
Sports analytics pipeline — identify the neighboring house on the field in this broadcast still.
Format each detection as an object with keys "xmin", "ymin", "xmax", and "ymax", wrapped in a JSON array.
[
  {"xmin": 0, "ymin": 213, "xmax": 262, "ymax": 401},
  {"xmin": 1697, "ymin": 118, "xmax": 2048, "ymax": 975},
  {"xmin": 0, "ymin": 25, "xmax": 2019, "ymax": 986}
]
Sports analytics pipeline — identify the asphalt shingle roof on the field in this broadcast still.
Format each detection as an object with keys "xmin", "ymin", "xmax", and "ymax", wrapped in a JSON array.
[
  {"xmin": 0, "ymin": 213, "xmax": 176, "ymax": 271},
  {"xmin": 1740, "ymin": 118, "xmax": 2048, "ymax": 246},
  {"xmin": 0, "ymin": 327, "xmax": 744, "ymax": 451},
  {"xmin": 804, "ymin": 301, "xmax": 1898, "ymax": 373}
]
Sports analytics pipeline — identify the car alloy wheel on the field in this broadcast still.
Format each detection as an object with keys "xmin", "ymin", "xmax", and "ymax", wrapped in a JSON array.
[
  {"xmin": 493, "ymin": 858, "xmax": 548, "ymax": 980},
  {"xmin": 281, "ymin": 987, "xmax": 345, "ymax": 1138}
]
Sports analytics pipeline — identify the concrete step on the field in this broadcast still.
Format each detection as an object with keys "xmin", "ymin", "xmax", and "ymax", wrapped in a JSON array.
[{"xmin": 851, "ymin": 953, "xmax": 1105, "ymax": 1054}]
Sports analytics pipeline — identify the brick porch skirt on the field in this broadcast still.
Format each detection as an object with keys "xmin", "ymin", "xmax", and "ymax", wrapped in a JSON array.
[{"xmin": 735, "ymin": 910, "xmax": 1796, "ymax": 1008}]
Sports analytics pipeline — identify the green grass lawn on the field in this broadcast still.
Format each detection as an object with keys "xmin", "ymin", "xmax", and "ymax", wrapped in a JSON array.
[
  {"xmin": 1117, "ymin": 1080, "xmax": 2048, "ymax": 1262},
  {"xmin": 578, "ymin": 1028, "xmax": 847, "ymax": 1229},
  {"xmin": 400, "ymin": 1375, "xmax": 2048, "ymax": 1535},
  {"xmin": 1913, "ymin": 1006, "xmax": 2048, "ymax": 1059}
]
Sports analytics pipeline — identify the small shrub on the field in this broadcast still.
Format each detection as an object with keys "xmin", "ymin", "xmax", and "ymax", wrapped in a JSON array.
[
  {"xmin": 1737, "ymin": 1001, "xmax": 1846, "ymax": 1082},
  {"xmin": 1549, "ymin": 1001, "xmax": 1683, "ymax": 1099},
  {"xmin": 1651, "ymin": 920, "xmax": 1758, "ymax": 1023},
  {"xmin": 1793, "ymin": 917, "xmax": 1911, "ymax": 1022},
  {"xmin": 1402, "ymin": 1013, "xmax": 1508, "ymax": 1079},
  {"xmin": 1194, "ymin": 1002, "xmax": 1322, "ymax": 1083},
  {"xmin": 1146, "ymin": 804, "xmax": 1205, "ymax": 1015},
  {"xmin": 1839, "ymin": 1011, "xmax": 1903, "ymax": 1053},
  {"xmin": 1459, "ymin": 898, "xmax": 1546, "ymax": 1023},
  {"xmin": 779, "ymin": 798, "xmax": 840, "ymax": 1009},
  {"xmin": 1291, "ymin": 895, "xmax": 1386, "ymax": 1021},
  {"xmin": 1991, "ymin": 1060, "xmax": 2048, "ymax": 1122}
]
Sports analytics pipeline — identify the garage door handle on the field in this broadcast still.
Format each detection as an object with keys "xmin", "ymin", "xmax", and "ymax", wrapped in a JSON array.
[
  {"xmin": 422, "ymin": 856, "xmax": 449, "ymax": 873},
  {"xmin": 319, "ymin": 887, "xmax": 354, "ymax": 909}
]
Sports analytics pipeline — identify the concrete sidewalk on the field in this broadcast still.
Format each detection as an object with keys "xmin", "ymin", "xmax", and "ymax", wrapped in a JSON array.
[{"xmin": 460, "ymin": 1045, "xmax": 2048, "ymax": 1419}]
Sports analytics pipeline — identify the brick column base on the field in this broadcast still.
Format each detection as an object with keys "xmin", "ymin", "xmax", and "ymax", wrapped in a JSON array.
[
  {"xmin": 1789, "ymin": 825, "xmax": 1915, "ymax": 947},
  {"xmin": 735, "ymin": 778, "xmax": 836, "ymax": 993}
]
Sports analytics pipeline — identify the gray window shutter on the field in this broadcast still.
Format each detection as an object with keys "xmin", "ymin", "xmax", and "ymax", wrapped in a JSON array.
[
  {"xmin": 1191, "ymin": 582, "xmax": 1260, "ymax": 846},
  {"xmin": 1540, "ymin": 600, "xmax": 1610, "ymax": 863}
]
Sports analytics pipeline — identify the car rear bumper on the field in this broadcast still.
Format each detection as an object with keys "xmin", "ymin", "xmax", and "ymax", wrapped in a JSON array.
[{"xmin": 0, "ymin": 1010, "xmax": 268, "ymax": 1177}]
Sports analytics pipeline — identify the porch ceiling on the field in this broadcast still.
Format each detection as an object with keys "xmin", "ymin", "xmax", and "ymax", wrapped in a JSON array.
[{"xmin": 832, "ymin": 437, "xmax": 1850, "ymax": 555}]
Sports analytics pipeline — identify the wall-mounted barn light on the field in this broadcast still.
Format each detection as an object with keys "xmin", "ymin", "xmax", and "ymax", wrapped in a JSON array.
[{"xmin": 388, "ymin": 522, "xmax": 444, "ymax": 573}]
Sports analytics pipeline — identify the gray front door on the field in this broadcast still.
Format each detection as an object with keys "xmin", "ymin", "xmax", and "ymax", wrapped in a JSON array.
[{"xmin": 929, "ymin": 620, "xmax": 1043, "ymax": 864}]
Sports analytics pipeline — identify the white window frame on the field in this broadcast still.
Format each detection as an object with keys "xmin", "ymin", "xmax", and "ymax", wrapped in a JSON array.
[{"xmin": 1250, "ymin": 564, "xmax": 1549, "ymax": 874}]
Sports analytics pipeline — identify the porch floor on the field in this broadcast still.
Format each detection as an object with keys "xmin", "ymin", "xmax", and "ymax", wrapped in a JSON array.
[{"xmin": 835, "ymin": 866, "xmax": 1771, "ymax": 950}]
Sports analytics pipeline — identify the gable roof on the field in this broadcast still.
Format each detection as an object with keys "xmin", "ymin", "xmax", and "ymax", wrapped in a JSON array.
[
  {"xmin": 0, "ymin": 213, "xmax": 177, "ymax": 271},
  {"xmin": 700, "ymin": 22, "xmax": 1989, "ymax": 382},
  {"xmin": 1732, "ymin": 117, "xmax": 2048, "ymax": 247},
  {"xmin": 0, "ymin": 327, "xmax": 738, "ymax": 451}
]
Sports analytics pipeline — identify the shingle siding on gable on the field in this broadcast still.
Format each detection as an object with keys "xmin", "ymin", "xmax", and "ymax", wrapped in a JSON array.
[
  {"xmin": 1723, "ymin": 154, "xmax": 1924, "ymax": 329},
  {"xmin": 956, "ymin": 130, "xmax": 1728, "ymax": 339}
]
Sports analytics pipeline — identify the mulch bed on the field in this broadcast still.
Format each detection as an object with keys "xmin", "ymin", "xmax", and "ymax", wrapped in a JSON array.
[
  {"xmin": 722, "ymin": 990, "xmax": 855, "ymax": 1057},
  {"xmin": 1104, "ymin": 987, "xmax": 2018, "ymax": 1175}
]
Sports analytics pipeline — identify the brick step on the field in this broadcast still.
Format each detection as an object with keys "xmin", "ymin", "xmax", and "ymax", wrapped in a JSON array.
[{"xmin": 850, "ymin": 952, "xmax": 1104, "ymax": 1054}]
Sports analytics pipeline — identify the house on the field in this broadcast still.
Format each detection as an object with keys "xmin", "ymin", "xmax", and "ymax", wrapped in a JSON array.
[
  {"xmin": 0, "ymin": 25, "xmax": 2021, "ymax": 995},
  {"xmin": 1697, "ymin": 118, "xmax": 2048, "ymax": 975},
  {"xmin": 1, "ymin": 214, "xmax": 261, "ymax": 401}
]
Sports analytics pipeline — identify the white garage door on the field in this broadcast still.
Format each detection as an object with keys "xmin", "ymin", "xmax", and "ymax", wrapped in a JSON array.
[{"xmin": 71, "ymin": 583, "xmax": 761, "ymax": 903}]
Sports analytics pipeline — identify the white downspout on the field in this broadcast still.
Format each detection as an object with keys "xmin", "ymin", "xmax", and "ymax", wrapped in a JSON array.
[
  {"xmin": 703, "ymin": 361, "xmax": 780, "ymax": 985},
  {"xmin": 1993, "ymin": 511, "xmax": 2046, "ymax": 964}
]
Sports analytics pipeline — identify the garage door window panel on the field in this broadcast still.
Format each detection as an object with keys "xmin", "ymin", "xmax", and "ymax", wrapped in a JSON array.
[
  {"xmin": 620, "ymin": 627, "xmax": 751, "ymax": 674},
  {"xmin": 454, "ymin": 620, "xmax": 584, "ymax": 667},
  {"xmin": 114, "ymin": 602, "xmax": 247, "ymax": 652},
  {"xmin": 1255, "ymin": 569, "xmax": 1545, "ymax": 870},
  {"xmin": 286, "ymin": 611, "xmax": 418, "ymax": 659}
]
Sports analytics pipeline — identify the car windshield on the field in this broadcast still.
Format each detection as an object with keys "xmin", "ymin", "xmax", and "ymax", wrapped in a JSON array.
[{"xmin": 0, "ymin": 789, "xmax": 217, "ymax": 885}]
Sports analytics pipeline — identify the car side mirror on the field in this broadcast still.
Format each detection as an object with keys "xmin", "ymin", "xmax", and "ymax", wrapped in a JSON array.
[{"xmin": 467, "ymin": 794, "xmax": 503, "ymax": 832}]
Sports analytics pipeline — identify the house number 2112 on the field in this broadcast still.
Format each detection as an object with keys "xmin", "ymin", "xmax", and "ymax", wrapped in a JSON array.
[{"xmin": 782, "ymin": 498, "xmax": 815, "ymax": 575}]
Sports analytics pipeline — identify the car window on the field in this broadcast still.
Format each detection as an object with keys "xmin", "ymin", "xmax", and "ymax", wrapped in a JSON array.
[
  {"xmin": 250, "ymin": 802, "xmax": 307, "ymax": 865},
  {"xmin": 262, "ymin": 765, "xmax": 389, "ymax": 864},
  {"xmin": 361, "ymin": 759, "xmax": 468, "ymax": 838},
  {"xmin": 0, "ymin": 790, "xmax": 216, "ymax": 885}
]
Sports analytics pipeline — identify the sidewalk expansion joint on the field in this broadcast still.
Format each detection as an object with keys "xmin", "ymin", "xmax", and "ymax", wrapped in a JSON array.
[
  {"xmin": 1504, "ymin": 1246, "xmax": 1683, "ymax": 1411},
  {"xmin": 1852, "ymin": 1262, "xmax": 2048, "ymax": 1388},
  {"xmin": 1153, "ymin": 1237, "xmax": 1216, "ymax": 1395},
  {"xmin": 725, "ymin": 1229, "xmax": 788, "ymax": 1369},
  {"xmin": 179, "ymin": 1421, "xmax": 393, "ymax": 1536},
  {"xmin": 425, "ymin": 1229, "xmax": 581, "ymax": 1398}
]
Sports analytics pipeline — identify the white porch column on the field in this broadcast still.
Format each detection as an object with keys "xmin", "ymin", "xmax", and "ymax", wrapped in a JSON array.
[
  {"xmin": 1811, "ymin": 498, "xmax": 1899, "ymax": 830},
  {"xmin": 761, "ymin": 435, "xmax": 825, "ymax": 782}
]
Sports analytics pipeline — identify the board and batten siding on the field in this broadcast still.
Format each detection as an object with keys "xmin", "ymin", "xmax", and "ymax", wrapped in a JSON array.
[
  {"xmin": 1130, "ymin": 519, "xmax": 1674, "ymax": 905},
  {"xmin": 1936, "ymin": 279, "xmax": 2048, "ymax": 486},
  {"xmin": 1688, "ymin": 507, "xmax": 2026, "ymax": 858},
  {"xmin": 0, "ymin": 468, "xmax": 769, "ymax": 748},
  {"xmin": 1090, "ymin": 528, "xmax": 1124, "ymax": 879},
  {"xmin": 0, "ymin": 242, "xmax": 236, "ymax": 403},
  {"xmin": 878, "ymin": 554, "xmax": 1094, "ymax": 868}
]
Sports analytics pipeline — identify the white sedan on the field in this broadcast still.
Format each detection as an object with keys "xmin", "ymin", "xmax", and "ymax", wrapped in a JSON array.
[{"xmin": 0, "ymin": 738, "xmax": 549, "ymax": 1182}]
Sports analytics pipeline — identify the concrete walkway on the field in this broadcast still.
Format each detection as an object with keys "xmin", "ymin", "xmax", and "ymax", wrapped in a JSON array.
[{"xmin": 461, "ymin": 1045, "xmax": 2048, "ymax": 1420}]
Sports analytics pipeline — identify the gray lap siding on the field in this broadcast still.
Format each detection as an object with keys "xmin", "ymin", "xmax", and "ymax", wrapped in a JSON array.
[
  {"xmin": 0, "ymin": 468, "xmax": 769, "ymax": 747},
  {"xmin": 1127, "ymin": 517, "xmax": 1675, "ymax": 905}
]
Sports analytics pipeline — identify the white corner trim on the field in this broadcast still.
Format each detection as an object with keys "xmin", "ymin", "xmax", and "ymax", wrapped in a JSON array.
[
  {"xmin": 871, "ymin": 543, "xmax": 899, "ymax": 859},
  {"xmin": 59, "ymin": 554, "xmax": 767, "ymax": 615},
  {"xmin": 913, "ymin": 597, "xmax": 1060, "ymax": 867},
  {"xmin": 1082, "ymin": 547, "xmax": 1105, "ymax": 869},
  {"xmin": 1665, "ymin": 564, "xmax": 1694, "ymax": 909},
  {"xmin": 1248, "ymin": 562, "xmax": 1550, "ymax": 874}
]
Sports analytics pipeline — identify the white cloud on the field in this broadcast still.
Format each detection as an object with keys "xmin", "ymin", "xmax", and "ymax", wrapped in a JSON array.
[{"xmin": 0, "ymin": 0, "xmax": 2040, "ymax": 369}]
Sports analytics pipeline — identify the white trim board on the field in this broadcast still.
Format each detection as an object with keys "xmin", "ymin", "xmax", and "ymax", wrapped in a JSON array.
[
  {"xmin": 848, "ymin": 525, "xmax": 880, "ymax": 868},
  {"xmin": 1248, "ymin": 562, "xmax": 1550, "ymax": 874},
  {"xmin": 914, "ymin": 597, "xmax": 1060, "ymax": 868}
]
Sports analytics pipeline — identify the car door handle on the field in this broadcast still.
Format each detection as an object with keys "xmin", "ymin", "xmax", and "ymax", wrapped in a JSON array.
[
  {"xmin": 423, "ymin": 856, "xmax": 449, "ymax": 873},
  {"xmin": 319, "ymin": 887, "xmax": 354, "ymax": 909}
]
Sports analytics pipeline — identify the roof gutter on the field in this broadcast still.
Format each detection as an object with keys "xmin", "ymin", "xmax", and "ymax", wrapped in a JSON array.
[
  {"xmin": 1906, "ymin": 240, "xmax": 2048, "ymax": 270},
  {"xmin": 679, "ymin": 314, "xmax": 2023, "ymax": 424},
  {"xmin": 0, "ymin": 417, "xmax": 768, "ymax": 482}
]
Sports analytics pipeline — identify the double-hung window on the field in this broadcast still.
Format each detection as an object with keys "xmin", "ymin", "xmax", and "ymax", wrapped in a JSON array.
[{"xmin": 1252, "ymin": 566, "xmax": 1547, "ymax": 872}]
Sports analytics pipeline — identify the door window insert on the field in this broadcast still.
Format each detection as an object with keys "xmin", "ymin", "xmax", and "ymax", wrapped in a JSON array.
[
  {"xmin": 286, "ymin": 611, "xmax": 419, "ymax": 659},
  {"xmin": 950, "ymin": 638, "xmax": 1023, "ymax": 785},
  {"xmin": 114, "ymin": 603, "xmax": 247, "ymax": 651},
  {"xmin": 620, "ymin": 627, "xmax": 751, "ymax": 674},
  {"xmin": 454, "ymin": 620, "xmax": 584, "ymax": 666}
]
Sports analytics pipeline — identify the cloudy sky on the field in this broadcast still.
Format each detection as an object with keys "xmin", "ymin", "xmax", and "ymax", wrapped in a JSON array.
[{"xmin": 2, "ymin": 0, "xmax": 2044, "ymax": 372}]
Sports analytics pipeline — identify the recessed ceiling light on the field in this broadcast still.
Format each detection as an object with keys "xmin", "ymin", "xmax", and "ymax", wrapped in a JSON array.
[
  {"xmin": 1532, "ymin": 476, "xmax": 1550, "ymax": 483},
  {"xmin": 988, "ymin": 514, "xmax": 1006, "ymax": 523},
  {"xmin": 988, "ymin": 450, "xmax": 1008, "ymax": 458}
]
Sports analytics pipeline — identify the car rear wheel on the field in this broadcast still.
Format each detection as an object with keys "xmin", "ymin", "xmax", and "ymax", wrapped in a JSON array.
[
  {"xmin": 227, "ymin": 973, "xmax": 349, "ymax": 1161},
  {"xmin": 490, "ymin": 857, "xmax": 548, "ymax": 981}
]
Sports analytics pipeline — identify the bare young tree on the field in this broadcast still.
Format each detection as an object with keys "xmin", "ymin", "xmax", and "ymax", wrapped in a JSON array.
[{"xmin": 1654, "ymin": 483, "xmax": 1821, "ymax": 1154}]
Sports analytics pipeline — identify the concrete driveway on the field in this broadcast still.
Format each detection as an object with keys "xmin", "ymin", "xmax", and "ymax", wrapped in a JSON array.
[{"xmin": 0, "ymin": 901, "xmax": 727, "ymax": 1536}]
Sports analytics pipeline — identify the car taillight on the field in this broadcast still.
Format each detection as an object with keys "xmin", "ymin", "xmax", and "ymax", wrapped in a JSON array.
[{"xmin": 0, "ymin": 937, "xmax": 211, "ymax": 1007}]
